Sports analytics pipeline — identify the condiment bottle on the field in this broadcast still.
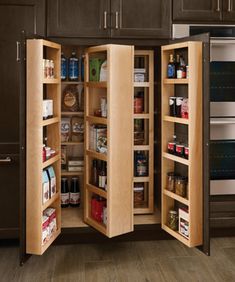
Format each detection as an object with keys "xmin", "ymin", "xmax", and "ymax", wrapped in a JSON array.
[
  {"xmin": 167, "ymin": 54, "xmax": 176, "ymax": 79},
  {"xmin": 61, "ymin": 178, "xmax": 69, "ymax": 208},
  {"xmin": 70, "ymin": 177, "xmax": 80, "ymax": 207},
  {"xmin": 168, "ymin": 135, "xmax": 177, "ymax": 155},
  {"xmin": 92, "ymin": 160, "xmax": 98, "ymax": 186}
]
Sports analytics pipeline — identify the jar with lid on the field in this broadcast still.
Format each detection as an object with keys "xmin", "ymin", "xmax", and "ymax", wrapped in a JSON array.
[
  {"xmin": 168, "ymin": 210, "xmax": 178, "ymax": 231},
  {"xmin": 175, "ymin": 176, "xmax": 187, "ymax": 198},
  {"xmin": 167, "ymin": 172, "xmax": 176, "ymax": 192}
]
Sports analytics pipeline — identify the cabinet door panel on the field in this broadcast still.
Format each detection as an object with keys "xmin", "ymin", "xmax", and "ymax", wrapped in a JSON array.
[
  {"xmin": 173, "ymin": 0, "xmax": 222, "ymax": 22},
  {"xmin": 223, "ymin": 0, "xmax": 235, "ymax": 22},
  {"xmin": 47, "ymin": 0, "xmax": 110, "ymax": 38},
  {"xmin": 111, "ymin": 0, "xmax": 171, "ymax": 38}
]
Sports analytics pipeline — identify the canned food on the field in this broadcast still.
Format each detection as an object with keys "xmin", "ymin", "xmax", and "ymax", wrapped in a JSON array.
[
  {"xmin": 176, "ymin": 144, "xmax": 184, "ymax": 157},
  {"xmin": 169, "ymin": 97, "xmax": 177, "ymax": 116}
]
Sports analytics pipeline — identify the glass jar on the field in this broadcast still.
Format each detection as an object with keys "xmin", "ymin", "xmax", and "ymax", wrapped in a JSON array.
[
  {"xmin": 167, "ymin": 172, "xmax": 176, "ymax": 192},
  {"xmin": 175, "ymin": 176, "xmax": 187, "ymax": 198},
  {"xmin": 168, "ymin": 210, "xmax": 178, "ymax": 231}
]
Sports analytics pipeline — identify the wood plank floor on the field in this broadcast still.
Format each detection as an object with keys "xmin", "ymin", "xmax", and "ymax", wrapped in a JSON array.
[{"xmin": 1, "ymin": 237, "xmax": 235, "ymax": 281}]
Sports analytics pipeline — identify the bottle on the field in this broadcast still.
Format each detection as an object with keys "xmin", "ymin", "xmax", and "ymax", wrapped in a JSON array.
[
  {"xmin": 69, "ymin": 51, "xmax": 79, "ymax": 81},
  {"xmin": 168, "ymin": 135, "xmax": 177, "ymax": 155},
  {"xmin": 135, "ymin": 151, "xmax": 148, "ymax": 177},
  {"xmin": 98, "ymin": 161, "xmax": 107, "ymax": 189},
  {"xmin": 61, "ymin": 178, "xmax": 69, "ymax": 208},
  {"xmin": 177, "ymin": 56, "xmax": 186, "ymax": 79},
  {"xmin": 92, "ymin": 159, "xmax": 98, "ymax": 186},
  {"xmin": 70, "ymin": 177, "xmax": 80, "ymax": 207},
  {"xmin": 61, "ymin": 53, "xmax": 67, "ymax": 81},
  {"xmin": 167, "ymin": 54, "xmax": 175, "ymax": 79},
  {"xmin": 81, "ymin": 56, "xmax": 85, "ymax": 81},
  {"xmin": 175, "ymin": 54, "xmax": 180, "ymax": 73}
]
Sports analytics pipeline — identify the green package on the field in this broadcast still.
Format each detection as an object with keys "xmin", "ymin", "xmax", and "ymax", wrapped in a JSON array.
[{"xmin": 89, "ymin": 58, "xmax": 104, "ymax": 81}]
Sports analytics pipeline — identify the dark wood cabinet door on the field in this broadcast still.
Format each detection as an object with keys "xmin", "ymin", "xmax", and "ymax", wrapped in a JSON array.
[
  {"xmin": 111, "ymin": 0, "xmax": 171, "ymax": 38},
  {"xmin": 47, "ymin": 0, "xmax": 110, "ymax": 38},
  {"xmin": 173, "ymin": 0, "xmax": 222, "ymax": 22},
  {"xmin": 223, "ymin": 0, "xmax": 235, "ymax": 22},
  {"xmin": 0, "ymin": 0, "xmax": 45, "ymax": 238}
]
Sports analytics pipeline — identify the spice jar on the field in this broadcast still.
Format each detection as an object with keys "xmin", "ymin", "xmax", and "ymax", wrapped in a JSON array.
[
  {"xmin": 184, "ymin": 145, "xmax": 189, "ymax": 159},
  {"xmin": 167, "ymin": 172, "xmax": 176, "ymax": 192},
  {"xmin": 168, "ymin": 210, "xmax": 178, "ymax": 231},
  {"xmin": 168, "ymin": 135, "xmax": 177, "ymax": 155},
  {"xmin": 175, "ymin": 176, "xmax": 187, "ymax": 198},
  {"xmin": 134, "ymin": 92, "xmax": 144, "ymax": 114}
]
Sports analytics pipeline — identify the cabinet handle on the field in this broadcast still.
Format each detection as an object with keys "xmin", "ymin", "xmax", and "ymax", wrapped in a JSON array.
[
  {"xmin": 216, "ymin": 0, "xmax": 221, "ymax": 12},
  {"xmin": 0, "ymin": 157, "xmax": 12, "ymax": 163},
  {"xmin": 104, "ymin": 11, "xmax": 107, "ymax": 29},
  {"xmin": 228, "ymin": 0, "xmax": 232, "ymax": 12},
  {"xmin": 16, "ymin": 41, "xmax": 20, "ymax": 62},
  {"xmin": 115, "ymin": 11, "xmax": 119, "ymax": 29}
]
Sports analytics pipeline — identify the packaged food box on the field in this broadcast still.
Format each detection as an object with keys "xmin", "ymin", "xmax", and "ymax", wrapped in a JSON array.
[
  {"xmin": 47, "ymin": 166, "xmax": 56, "ymax": 198},
  {"xmin": 61, "ymin": 118, "xmax": 70, "ymax": 142},
  {"xmin": 178, "ymin": 208, "xmax": 189, "ymax": 238},
  {"xmin": 42, "ymin": 170, "xmax": 50, "ymax": 204},
  {"xmin": 89, "ymin": 58, "xmax": 104, "ymax": 81},
  {"xmin": 42, "ymin": 215, "xmax": 50, "ymax": 245},
  {"xmin": 43, "ymin": 208, "xmax": 57, "ymax": 238},
  {"xmin": 68, "ymin": 157, "xmax": 84, "ymax": 166}
]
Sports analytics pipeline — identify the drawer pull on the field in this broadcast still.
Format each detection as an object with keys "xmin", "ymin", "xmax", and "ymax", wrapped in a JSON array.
[{"xmin": 0, "ymin": 157, "xmax": 12, "ymax": 163}]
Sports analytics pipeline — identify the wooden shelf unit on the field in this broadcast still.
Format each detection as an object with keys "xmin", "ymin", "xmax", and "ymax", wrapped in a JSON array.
[
  {"xmin": 161, "ymin": 41, "xmax": 203, "ymax": 247},
  {"xmin": 133, "ymin": 50, "xmax": 154, "ymax": 215},
  {"xmin": 26, "ymin": 39, "xmax": 61, "ymax": 255},
  {"xmin": 84, "ymin": 44, "xmax": 134, "ymax": 238}
]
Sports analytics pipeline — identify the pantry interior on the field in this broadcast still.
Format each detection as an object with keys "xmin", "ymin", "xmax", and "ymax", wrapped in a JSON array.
[{"xmin": 26, "ymin": 39, "xmax": 203, "ymax": 255}]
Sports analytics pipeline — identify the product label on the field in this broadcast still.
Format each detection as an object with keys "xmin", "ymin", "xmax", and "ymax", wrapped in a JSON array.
[
  {"xmin": 168, "ymin": 142, "xmax": 175, "ymax": 152},
  {"xmin": 177, "ymin": 70, "xmax": 183, "ymax": 79},
  {"xmin": 99, "ymin": 176, "xmax": 106, "ymax": 189},
  {"xmin": 167, "ymin": 65, "xmax": 175, "ymax": 78},
  {"xmin": 69, "ymin": 58, "xmax": 79, "ymax": 80},
  {"xmin": 61, "ymin": 193, "xmax": 69, "ymax": 205},
  {"xmin": 42, "ymin": 182, "xmax": 49, "ymax": 204},
  {"xmin": 176, "ymin": 145, "xmax": 184, "ymax": 154},
  {"xmin": 70, "ymin": 192, "xmax": 80, "ymax": 205},
  {"xmin": 176, "ymin": 98, "xmax": 183, "ymax": 106},
  {"xmin": 50, "ymin": 176, "xmax": 56, "ymax": 196},
  {"xmin": 137, "ymin": 164, "xmax": 147, "ymax": 176},
  {"xmin": 61, "ymin": 58, "xmax": 67, "ymax": 80}
]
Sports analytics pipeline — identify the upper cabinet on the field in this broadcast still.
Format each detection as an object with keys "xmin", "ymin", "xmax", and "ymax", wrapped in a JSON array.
[
  {"xmin": 173, "ymin": 0, "xmax": 235, "ymax": 23},
  {"xmin": 111, "ymin": 0, "xmax": 171, "ymax": 38},
  {"xmin": 47, "ymin": 0, "xmax": 110, "ymax": 38},
  {"xmin": 47, "ymin": 0, "xmax": 171, "ymax": 39},
  {"xmin": 223, "ymin": 0, "xmax": 235, "ymax": 21},
  {"xmin": 173, "ymin": 0, "xmax": 222, "ymax": 22}
]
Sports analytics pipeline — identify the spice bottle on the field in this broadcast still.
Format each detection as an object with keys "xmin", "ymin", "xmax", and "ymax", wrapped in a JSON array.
[
  {"xmin": 167, "ymin": 54, "xmax": 176, "ymax": 78},
  {"xmin": 168, "ymin": 135, "xmax": 177, "ymax": 155}
]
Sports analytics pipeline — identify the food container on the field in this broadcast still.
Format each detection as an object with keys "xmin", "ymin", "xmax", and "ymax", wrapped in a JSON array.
[
  {"xmin": 167, "ymin": 172, "xmax": 176, "ymax": 192},
  {"xmin": 61, "ymin": 118, "xmax": 70, "ymax": 142},
  {"xmin": 176, "ymin": 144, "xmax": 184, "ymax": 157},
  {"xmin": 134, "ymin": 95, "xmax": 144, "ymax": 114},
  {"xmin": 181, "ymin": 98, "xmax": 189, "ymax": 119},
  {"xmin": 134, "ymin": 68, "xmax": 146, "ymax": 82},
  {"xmin": 169, "ymin": 97, "xmax": 176, "ymax": 116},
  {"xmin": 179, "ymin": 208, "xmax": 189, "ymax": 238},
  {"xmin": 176, "ymin": 97, "xmax": 183, "ymax": 117},
  {"xmin": 168, "ymin": 210, "xmax": 178, "ymax": 231},
  {"xmin": 134, "ymin": 131, "xmax": 145, "ymax": 145},
  {"xmin": 184, "ymin": 145, "xmax": 189, "ymax": 159},
  {"xmin": 101, "ymin": 98, "xmax": 107, "ymax": 117},
  {"xmin": 71, "ymin": 117, "xmax": 84, "ymax": 142},
  {"xmin": 42, "ymin": 170, "xmax": 50, "ymax": 204},
  {"xmin": 134, "ymin": 184, "xmax": 144, "ymax": 205},
  {"xmin": 175, "ymin": 176, "xmax": 187, "ymax": 198},
  {"xmin": 43, "ymin": 208, "xmax": 57, "ymax": 238},
  {"xmin": 168, "ymin": 141, "xmax": 176, "ymax": 154},
  {"xmin": 42, "ymin": 215, "xmax": 50, "ymax": 245}
]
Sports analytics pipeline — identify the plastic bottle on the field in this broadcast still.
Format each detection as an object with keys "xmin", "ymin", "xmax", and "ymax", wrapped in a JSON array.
[
  {"xmin": 61, "ymin": 52, "xmax": 67, "ymax": 81},
  {"xmin": 69, "ymin": 51, "xmax": 79, "ymax": 81}
]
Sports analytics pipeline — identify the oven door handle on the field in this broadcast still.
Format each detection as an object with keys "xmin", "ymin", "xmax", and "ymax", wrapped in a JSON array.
[
  {"xmin": 216, "ymin": 0, "xmax": 221, "ymax": 12},
  {"xmin": 228, "ymin": 0, "xmax": 232, "ymax": 12}
]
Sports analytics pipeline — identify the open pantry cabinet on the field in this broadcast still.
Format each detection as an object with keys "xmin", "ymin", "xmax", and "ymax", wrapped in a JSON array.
[{"xmin": 22, "ymin": 33, "xmax": 210, "ymax": 260}]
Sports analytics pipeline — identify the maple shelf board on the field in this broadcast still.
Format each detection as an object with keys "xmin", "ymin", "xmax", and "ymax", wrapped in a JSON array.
[
  {"xmin": 86, "ymin": 183, "xmax": 107, "ymax": 199},
  {"xmin": 42, "ymin": 193, "xmax": 60, "ymax": 211},
  {"xmin": 163, "ymin": 116, "xmax": 189, "ymax": 125},
  {"xmin": 42, "ymin": 154, "xmax": 60, "ymax": 169},
  {"xmin": 163, "ymin": 190, "xmax": 189, "ymax": 206}
]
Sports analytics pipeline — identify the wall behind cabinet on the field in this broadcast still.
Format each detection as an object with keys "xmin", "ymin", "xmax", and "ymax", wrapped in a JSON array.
[{"xmin": 0, "ymin": 0, "xmax": 45, "ymax": 238}]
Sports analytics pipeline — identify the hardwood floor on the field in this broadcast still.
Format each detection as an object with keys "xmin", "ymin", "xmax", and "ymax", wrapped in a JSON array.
[{"xmin": 1, "ymin": 237, "xmax": 235, "ymax": 281}]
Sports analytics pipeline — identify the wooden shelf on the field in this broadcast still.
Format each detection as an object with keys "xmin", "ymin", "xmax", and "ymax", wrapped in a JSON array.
[
  {"xmin": 134, "ymin": 82, "xmax": 150, "ymax": 87},
  {"xmin": 42, "ymin": 154, "xmax": 60, "ymax": 169},
  {"xmin": 86, "ymin": 116, "xmax": 107, "ymax": 125},
  {"xmin": 133, "ymin": 176, "xmax": 150, "ymax": 182},
  {"xmin": 42, "ymin": 39, "xmax": 61, "ymax": 50},
  {"xmin": 61, "ymin": 171, "xmax": 84, "ymax": 176},
  {"xmin": 86, "ymin": 150, "xmax": 107, "ymax": 161},
  {"xmin": 163, "ymin": 116, "xmax": 189, "ymax": 125},
  {"xmin": 42, "ymin": 192, "xmax": 60, "ymax": 211},
  {"xmin": 61, "ymin": 81, "xmax": 84, "ymax": 85},
  {"xmin": 163, "ymin": 78, "xmax": 189, "ymax": 84},
  {"xmin": 162, "ymin": 224, "xmax": 190, "ymax": 247},
  {"xmin": 85, "ymin": 217, "xmax": 107, "ymax": 236},
  {"xmin": 61, "ymin": 111, "xmax": 84, "ymax": 116},
  {"xmin": 85, "ymin": 81, "xmax": 107, "ymax": 88},
  {"xmin": 42, "ymin": 117, "xmax": 60, "ymax": 127},
  {"xmin": 162, "ymin": 42, "xmax": 189, "ymax": 51},
  {"xmin": 43, "ymin": 78, "xmax": 60, "ymax": 84},
  {"xmin": 133, "ymin": 113, "xmax": 150, "ymax": 119},
  {"xmin": 41, "ymin": 229, "xmax": 60, "ymax": 254},
  {"xmin": 163, "ymin": 189, "xmax": 189, "ymax": 206},
  {"xmin": 86, "ymin": 183, "xmax": 107, "ymax": 199},
  {"xmin": 61, "ymin": 142, "xmax": 84, "ymax": 146},
  {"xmin": 163, "ymin": 152, "xmax": 189, "ymax": 166},
  {"xmin": 133, "ymin": 145, "xmax": 150, "ymax": 151}
]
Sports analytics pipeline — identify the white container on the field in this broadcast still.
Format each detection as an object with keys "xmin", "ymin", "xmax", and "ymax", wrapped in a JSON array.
[{"xmin": 178, "ymin": 208, "xmax": 189, "ymax": 238}]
